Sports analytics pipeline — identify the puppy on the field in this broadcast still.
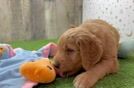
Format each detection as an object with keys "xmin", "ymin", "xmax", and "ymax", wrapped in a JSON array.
[{"xmin": 53, "ymin": 19, "xmax": 120, "ymax": 88}]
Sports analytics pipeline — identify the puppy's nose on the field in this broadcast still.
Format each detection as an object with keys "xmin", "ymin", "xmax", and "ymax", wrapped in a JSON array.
[{"xmin": 53, "ymin": 60, "xmax": 60, "ymax": 68}]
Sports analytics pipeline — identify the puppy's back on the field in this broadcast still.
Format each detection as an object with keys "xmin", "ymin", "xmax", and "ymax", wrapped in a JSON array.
[{"xmin": 81, "ymin": 19, "xmax": 120, "ymax": 43}]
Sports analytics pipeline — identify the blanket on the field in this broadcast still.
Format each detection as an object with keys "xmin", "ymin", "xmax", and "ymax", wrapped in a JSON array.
[{"xmin": 0, "ymin": 43, "xmax": 57, "ymax": 88}]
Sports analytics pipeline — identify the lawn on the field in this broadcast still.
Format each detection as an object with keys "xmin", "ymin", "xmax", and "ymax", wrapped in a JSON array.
[{"xmin": 9, "ymin": 39, "xmax": 134, "ymax": 88}]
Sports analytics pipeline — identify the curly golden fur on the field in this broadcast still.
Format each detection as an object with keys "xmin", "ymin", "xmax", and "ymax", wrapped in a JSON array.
[{"xmin": 53, "ymin": 19, "xmax": 120, "ymax": 88}]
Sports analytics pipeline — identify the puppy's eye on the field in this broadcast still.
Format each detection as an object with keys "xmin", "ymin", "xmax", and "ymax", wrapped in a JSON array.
[{"xmin": 66, "ymin": 48, "xmax": 74, "ymax": 52}]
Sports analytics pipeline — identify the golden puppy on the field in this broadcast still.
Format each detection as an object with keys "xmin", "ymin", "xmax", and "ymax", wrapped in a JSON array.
[{"xmin": 53, "ymin": 19, "xmax": 120, "ymax": 88}]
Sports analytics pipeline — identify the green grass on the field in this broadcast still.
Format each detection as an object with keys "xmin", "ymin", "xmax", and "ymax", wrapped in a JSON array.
[
  {"xmin": 9, "ymin": 39, "xmax": 57, "ymax": 50},
  {"xmin": 9, "ymin": 39, "xmax": 134, "ymax": 88}
]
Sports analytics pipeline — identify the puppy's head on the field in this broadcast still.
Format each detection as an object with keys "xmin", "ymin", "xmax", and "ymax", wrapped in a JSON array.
[{"xmin": 53, "ymin": 27, "xmax": 103, "ymax": 77}]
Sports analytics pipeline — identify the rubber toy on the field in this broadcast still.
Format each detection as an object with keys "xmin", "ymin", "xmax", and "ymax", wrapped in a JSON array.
[
  {"xmin": 118, "ymin": 39, "xmax": 134, "ymax": 59},
  {"xmin": 20, "ymin": 58, "xmax": 56, "ymax": 83}
]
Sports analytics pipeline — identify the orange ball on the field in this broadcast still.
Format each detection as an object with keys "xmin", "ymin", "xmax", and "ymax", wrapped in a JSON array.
[{"xmin": 20, "ymin": 58, "xmax": 56, "ymax": 83}]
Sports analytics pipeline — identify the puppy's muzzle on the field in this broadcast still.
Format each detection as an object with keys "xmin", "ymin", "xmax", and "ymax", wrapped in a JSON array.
[{"xmin": 53, "ymin": 59, "xmax": 60, "ymax": 69}]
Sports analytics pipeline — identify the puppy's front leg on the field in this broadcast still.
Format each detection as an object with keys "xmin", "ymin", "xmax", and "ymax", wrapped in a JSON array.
[{"xmin": 73, "ymin": 59, "xmax": 118, "ymax": 88}]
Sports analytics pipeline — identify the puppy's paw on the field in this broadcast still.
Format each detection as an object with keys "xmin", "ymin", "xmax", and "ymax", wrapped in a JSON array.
[{"xmin": 73, "ymin": 72, "xmax": 97, "ymax": 88}]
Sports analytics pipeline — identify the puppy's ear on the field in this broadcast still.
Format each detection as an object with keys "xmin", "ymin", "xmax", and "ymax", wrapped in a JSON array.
[{"xmin": 76, "ymin": 32, "xmax": 103, "ymax": 70}]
